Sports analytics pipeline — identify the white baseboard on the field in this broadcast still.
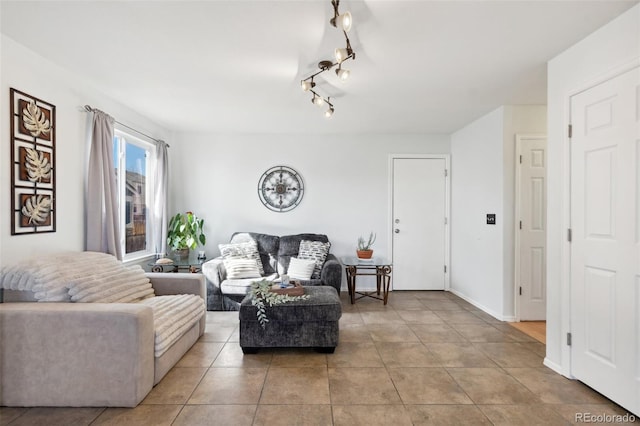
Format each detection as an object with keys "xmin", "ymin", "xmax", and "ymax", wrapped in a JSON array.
[
  {"xmin": 448, "ymin": 288, "xmax": 507, "ymax": 321},
  {"xmin": 543, "ymin": 357, "xmax": 565, "ymax": 376}
]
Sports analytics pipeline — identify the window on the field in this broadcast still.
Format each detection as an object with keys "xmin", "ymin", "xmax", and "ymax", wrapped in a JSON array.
[{"xmin": 113, "ymin": 129, "xmax": 156, "ymax": 260}]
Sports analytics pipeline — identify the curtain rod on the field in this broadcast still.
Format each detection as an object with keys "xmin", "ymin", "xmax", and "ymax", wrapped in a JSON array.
[{"xmin": 84, "ymin": 105, "xmax": 169, "ymax": 147}]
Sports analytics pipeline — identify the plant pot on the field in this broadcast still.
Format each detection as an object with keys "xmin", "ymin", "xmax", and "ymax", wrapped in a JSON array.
[
  {"xmin": 356, "ymin": 250, "xmax": 373, "ymax": 259},
  {"xmin": 174, "ymin": 248, "xmax": 189, "ymax": 258}
]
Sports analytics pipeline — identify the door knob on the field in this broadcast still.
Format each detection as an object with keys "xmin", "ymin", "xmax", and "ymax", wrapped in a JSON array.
[
  {"xmin": 395, "ymin": 219, "xmax": 400, "ymax": 224},
  {"xmin": 395, "ymin": 229, "xmax": 400, "ymax": 233}
]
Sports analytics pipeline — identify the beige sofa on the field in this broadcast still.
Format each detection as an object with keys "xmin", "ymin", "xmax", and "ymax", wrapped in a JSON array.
[{"xmin": 0, "ymin": 271, "xmax": 206, "ymax": 407}]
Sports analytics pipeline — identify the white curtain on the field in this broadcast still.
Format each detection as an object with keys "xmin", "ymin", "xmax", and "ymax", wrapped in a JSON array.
[
  {"xmin": 86, "ymin": 110, "xmax": 122, "ymax": 260},
  {"xmin": 153, "ymin": 141, "xmax": 169, "ymax": 255}
]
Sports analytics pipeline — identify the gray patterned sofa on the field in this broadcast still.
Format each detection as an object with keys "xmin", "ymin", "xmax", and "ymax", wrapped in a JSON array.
[{"xmin": 202, "ymin": 232, "xmax": 342, "ymax": 310}]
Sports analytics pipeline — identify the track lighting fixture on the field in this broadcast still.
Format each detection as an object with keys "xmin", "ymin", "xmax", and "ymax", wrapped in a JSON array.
[
  {"xmin": 311, "ymin": 91, "xmax": 333, "ymax": 115},
  {"xmin": 301, "ymin": 78, "xmax": 315, "ymax": 92},
  {"xmin": 322, "ymin": 97, "xmax": 335, "ymax": 117},
  {"xmin": 299, "ymin": 0, "xmax": 356, "ymax": 118},
  {"xmin": 312, "ymin": 93, "xmax": 324, "ymax": 107},
  {"xmin": 325, "ymin": 106, "xmax": 335, "ymax": 118},
  {"xmin": 334, "ymin": 48, "xmax": 348, "ymax": 64},
  {"xmin": 335, "ymin": 65, "xmax": 350, "ymax": 81},
  {"xmin": 334, "ymin": 37, "xmax": 354, "ymax": 64},
  {"xmin": 330, "ymin": 0, "xmax": 352, "ymax": 32},
  {"xmin": 318, "ymin": 60, "xmax": 333, "ymax": 71}
]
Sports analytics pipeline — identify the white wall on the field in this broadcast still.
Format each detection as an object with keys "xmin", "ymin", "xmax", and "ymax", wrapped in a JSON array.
[
  {"xmin": 170, "ymin": 132, "xmax": 450, "ymax": 288},
  {"xmin": 0, "ymin": 35, "xmax": 170, "ymax": 267},
  {"xmin": 450, "ymin": 105, "xmax": 546, "ymax": 320},
  {"xmin": 546, "ymin": 4, "xmax": 639, "ymax": 375},
  {"xmin": 450, "ymin": 107, "xmax": 505, "ymax": 317}
]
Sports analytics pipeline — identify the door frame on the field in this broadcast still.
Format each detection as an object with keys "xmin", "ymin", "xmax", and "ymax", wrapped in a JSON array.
[
  {"xmin": 388, "ymin": 154, "xmax": 451, "ymax": 291},
  {"xmin": 514, "ymin": 134, "xmax": 547, "ymax": 321}
]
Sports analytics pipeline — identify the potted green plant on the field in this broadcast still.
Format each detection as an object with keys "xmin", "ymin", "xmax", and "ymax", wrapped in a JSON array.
[
  {"xmin": 356, "ymin": 232, "xmax": 376, "ymax": 259},
  {"xmin": 167, "ymin": 211, "xmax": 206, "ymax": 257}
]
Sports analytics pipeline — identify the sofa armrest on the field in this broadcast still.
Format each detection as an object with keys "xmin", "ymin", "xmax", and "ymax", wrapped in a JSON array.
[
  {"xmin": 147, "ymin": 272, "xmax": 206, "ymax": 299},
  {"xmin": 147, "ymin": 273, "xmax": 207, "ymax": 333},
  {"xmin": 321, "ymin": 253, "xmax": 342, "ymax": 293},
  {"xmin": 201, "ymin": 257, "xmax": 226, "ymax": 288},
  {"xmin": 199, "ymin": 258, "xmax": 226, "ymax": 311},
  {"xmin": 0, "ymin": 303, "xmax": 155, "ymax": 407}
]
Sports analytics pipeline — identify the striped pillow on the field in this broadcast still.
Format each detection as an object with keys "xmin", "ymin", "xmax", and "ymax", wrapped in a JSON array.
[
  {"xmin": 223, "ymin": 258, "xmax": 261, "ymax": 279},
  {"xmin": 219, "ymin": 240, "xmax": 264, "ymax": 275}
]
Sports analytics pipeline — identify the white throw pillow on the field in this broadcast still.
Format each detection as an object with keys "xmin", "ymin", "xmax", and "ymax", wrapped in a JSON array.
[
  {"xmin": 298, "ymin": 240, "xmax": 331, "ymax": 279},
  {"xmin": 223, "ymin": 258, "xmax": 261, "ymax": 279},
  {"xmin": 287, "ymin": 257, "xmax": 316, "ymax": 281}
]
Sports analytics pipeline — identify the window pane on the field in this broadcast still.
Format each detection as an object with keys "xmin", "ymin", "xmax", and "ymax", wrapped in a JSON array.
[{"xmin": 125, "ymin": 143, "xmax": 147, "ymax": 254}]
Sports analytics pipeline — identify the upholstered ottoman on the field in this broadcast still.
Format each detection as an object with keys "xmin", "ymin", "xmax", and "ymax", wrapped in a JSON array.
[{"xmin": 239, "ymin": 286, "xmax": 341, "ymax": 354}]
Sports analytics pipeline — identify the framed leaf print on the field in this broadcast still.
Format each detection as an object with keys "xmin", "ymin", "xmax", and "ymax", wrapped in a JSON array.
[{"xmin": 10, "ymin": 89, "xmax": 56, "ymax": 234}]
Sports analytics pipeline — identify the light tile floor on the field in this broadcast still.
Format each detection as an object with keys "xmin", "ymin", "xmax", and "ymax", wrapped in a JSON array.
[{"xmin": 1, "ymin": 291, "xmax": 636, "ymax": 425}]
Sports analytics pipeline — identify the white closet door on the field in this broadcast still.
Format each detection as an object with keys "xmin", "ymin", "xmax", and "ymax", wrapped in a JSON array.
[
  {"xmin": 570, "ymin": 66, "xmax": 639, "ymax": 415},
  {"xmin": 517, "ymin": 135, "xmax": 548, "ymax": 321}
]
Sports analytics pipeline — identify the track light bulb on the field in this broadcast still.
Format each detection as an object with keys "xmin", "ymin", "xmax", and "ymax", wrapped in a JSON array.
[
  {"xmin": 301, "ymin": 80, "xmax": 315, "ymax": 92},
  {"xmin": 338, "ymin": 12, "xmax": 352, "ymax": 32},
  {"xmin": 325, "ymin": 107, "xmax": 335, "ymax": 118},
  {"xmin": 312, "ymin": 94, "xmax": 324, "ymax": 107},
  {"xmin": 330, "ymin": 6, "xmax": 352, "ymax": 32},
  {"xmin": 335, "ymin": 47, "xmax": 349, "ymax": 63},
  {"xmin": 336, "ymin": 67, "xmax": 350, "ymax": 81}
]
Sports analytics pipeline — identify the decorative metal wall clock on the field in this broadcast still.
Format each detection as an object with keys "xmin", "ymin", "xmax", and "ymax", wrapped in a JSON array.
[{"xmin": 257, "ymin": 166, "xmax": 304, "ymax": 212}]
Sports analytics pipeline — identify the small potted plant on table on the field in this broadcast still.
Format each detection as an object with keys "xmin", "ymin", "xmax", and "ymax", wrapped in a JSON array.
[
  {"xmin": 167, "ymin": 211, "xmax": 206, "ymax": 258},
  {"xmin": 356, "ymin": 232, "xmax": 376, "ymax": 259}
]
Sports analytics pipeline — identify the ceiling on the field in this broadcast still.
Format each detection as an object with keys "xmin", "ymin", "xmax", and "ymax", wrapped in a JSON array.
[{"xmin": 1, "ymin": 0, "xmax": 638, "ymax": 135}]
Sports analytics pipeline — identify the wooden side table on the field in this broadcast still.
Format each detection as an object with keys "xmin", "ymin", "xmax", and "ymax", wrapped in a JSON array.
[{"xmin": 341, "ymin": 257, "xmax": 392, "ymax": 305}]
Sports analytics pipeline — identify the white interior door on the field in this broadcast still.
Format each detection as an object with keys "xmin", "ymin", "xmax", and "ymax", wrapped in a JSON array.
[
  {"xmin": 392, "ymin": 157, "xmax": 447, "ymax": 290},
  {"xmin": 570, "ymin": 66, "xmax": 639, "ymax": 415},
  {"xmin": 516, "ymin": 135, "xmax": 547, "ymax": 320}
]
